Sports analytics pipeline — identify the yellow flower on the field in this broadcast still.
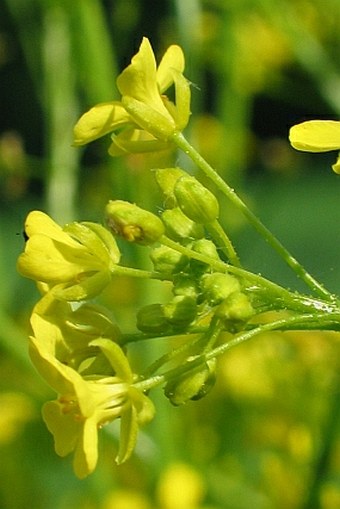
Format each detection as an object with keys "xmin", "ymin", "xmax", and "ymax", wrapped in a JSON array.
[
  {"xmin": 31, "ymin": 292, "xmax": 122, "ymax": 374},
  {"xmin": 73, "ymin": 37, "xmax": 191, "ymax": 155},
  {"xmin": 29, "ymin": 317, "xmax": 155, "ymax": 478},
  {"xmin": 17, "ymin": 211, "xmax": 120, "ymax": 300},
  {"xmin": 289, "ymin": 120, "xmax": 340, "ymax": 174}
]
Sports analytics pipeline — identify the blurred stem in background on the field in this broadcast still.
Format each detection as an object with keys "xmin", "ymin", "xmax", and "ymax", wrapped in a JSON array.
[{"xmin": 42, "ymin": 4, "xmax": 79, "ymax": 222}]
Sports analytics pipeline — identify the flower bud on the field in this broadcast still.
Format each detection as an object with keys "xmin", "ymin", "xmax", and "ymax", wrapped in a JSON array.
[
  {"xmin": 174, "ymin": 176, "xmax": 219, "ymax": 224},
  {"xmin": 190, "ymin": 239, "xmax": 221, "ymax": 275},
  {"xmin": 163, "ymin": 295, "xmax": 197, "ymax": 329},
  {"xmin": 173, "ymin": 274, "xmax": 199, "ymax": 299},
  {"xmin": 105, "ymin": 200, "xmax": 165, "ymax": 245},
  {"xmin": 136, "ymin": 304, "xmax": 170, "ymax": 334},
  {"xmin": 154, "ymin": 167, "xmax": 187, "ymax": 208},
  {"xmin": 150, "ymin": 245, "xmax": 188, "ymax": 274},
  {"xmin": 164, "ymin": 358, "xmax": 216, "ymax": 406},
  {"xmin": 215, "ymin": 291, "xmax": 254, "ymax": 323},
  {"xmin": 201, "ymin": 272, "xmax": 240, "ymax": 305},
  {"xmin": 161, "ymin": 207, "xmax": 204, "ymax": 241}
]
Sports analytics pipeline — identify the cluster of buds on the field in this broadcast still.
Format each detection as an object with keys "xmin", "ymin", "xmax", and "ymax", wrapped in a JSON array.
[{"xmin": 103, "ymin": 168, "xmax": 254, "ymax": 405}]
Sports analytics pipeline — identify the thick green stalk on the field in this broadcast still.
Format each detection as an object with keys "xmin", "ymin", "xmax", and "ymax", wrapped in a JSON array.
[{"xmin": 172, "ymin": 132, "xmax": 334, "ymax": 302}]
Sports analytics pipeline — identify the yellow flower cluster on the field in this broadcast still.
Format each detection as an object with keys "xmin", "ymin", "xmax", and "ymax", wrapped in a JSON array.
[
  {"xmin": 17, "ymin": 211, "xmax": 154, "ymax": 478},
  {"xmin": 73, "ymin": 37, "xmax": 191, "ymax": 155}
]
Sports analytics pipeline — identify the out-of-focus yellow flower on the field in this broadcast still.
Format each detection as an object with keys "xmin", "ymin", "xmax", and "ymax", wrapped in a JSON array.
[
  {"xmin": 73, "ymin": 37, "xmax": 191, "ymax": 155},
  {"xmin": 156, "ymin": 462, "xmax": 205, "ymax": 509},
  {"xmin": 0, "ymin": 393, "xmax": 35, "ymax": 444},
  {"xmin": 29, "ymin": 320, "xmax": 155, "ymax": 478},
  {"xmin": 17, "ymin": 211, "xmax": 120, "ymax": 301},
  {"xmin": 289, "ymin": 120, "xmax": 340, "ymax": 174}
]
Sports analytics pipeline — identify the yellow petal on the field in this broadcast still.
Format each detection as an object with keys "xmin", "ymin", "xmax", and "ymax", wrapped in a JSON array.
[
  {"xmin": 117, "ymin": 38, "xmax": 170, "ymax": 120},
  {"xmin": 73, "ymin": 417, "xmax": 99, "ymax": 479},
  {"xmin": 289, "ymin": 120, "xmax": 340, "ymax": 152},
  {"xmin": 42, "ymin": 400, "xmax": 79, "ymax": 457},
  {"xmin": 332, "ymin": 152, "xmax": 340, "ymax": 174},
  {"xmin": 109, "ymin": 128, "xmax": 169, "ymax": 156},
  {"xmin": 157, "ymin": 44, "xmax": 185, "ymax": 92},
  {"xmin": 73, "ymin": 101, "xmax": 131, "ymax": 146},
  {"xmin": 91, "ymin": 338, "xmax": 133, "ymax": 382},
  {"xmin": 24, "ymin": 211, "xmax": 73, "ymax": 244}
]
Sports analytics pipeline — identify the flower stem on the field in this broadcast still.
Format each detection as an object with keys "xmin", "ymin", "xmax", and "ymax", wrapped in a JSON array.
[
  {"xmin": 160, "ymin": 235, "xmax": 337, "ymax": 315},
  {"xmin": 136, "ymin": 312, "xmax": 340, "ymax": 393},
  {"xmin": 206, "ymin": 220, "xmax": 241, "ymax": 267},
  {"xmin": 172, "ymin": 132, "xmax": 334, "ymax": 302}
]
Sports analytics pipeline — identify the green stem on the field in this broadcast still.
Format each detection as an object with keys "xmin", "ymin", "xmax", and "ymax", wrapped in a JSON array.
[
  {"xmin": 206, "ymin": 220, "xmax": 241, "ymax": 267},
  {"xmin": 112, "ymin": 264, "xmax": 169, "ymax": 281},
  {"xmin": 135, "ymin": 312, "xmax": 339, "ymax": 393},
  {"xmin": 160, "ymin": 235, "xmax": 337, "ymax": 315},
  {"xmin": 172, "ymin": 132, "xmax": 334, "ymax": 302}
]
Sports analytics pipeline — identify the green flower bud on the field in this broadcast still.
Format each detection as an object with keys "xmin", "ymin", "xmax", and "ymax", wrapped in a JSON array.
[
  {"xmin": 154, "ymin": 167, "xmax": 187, "ymax": 208},
  {"xmin": 215, "ymin": 291, "xmax": 254, "ymax": 323},
  {"xmin": 161, "ymin": 207, "xmax": 204, "ymax": 241},
  {"xmin": 190, "ymin": 238, "xmax": 221, "ymax": 274},
  {"xmin": 136, "ymin": 304, "xmax": 170, "ymax": 334},
  {"xmin": 105, "ymin": 200, "xmax": 165, "ymax": 245},
  {"xmin": 163, "ymin": 295, "xmax": 197, "ymax": 329},
  {"xmin": 150, "ymin": 245, "xmax": 188, "ymax": 274},
  {"xmin": 201, "ymin": 272, "xmax": 240, "ymax": 305},
  {"xmin": 164, "ymin": 358, "xmax": 216, "ymax": 406},
  {"xmin": 173, "ymin": 274, "xmax": 199, "ymax": 299},
  {"xmin": 174, "ymin": 176, "xmax": 219, "ymax": 224}
]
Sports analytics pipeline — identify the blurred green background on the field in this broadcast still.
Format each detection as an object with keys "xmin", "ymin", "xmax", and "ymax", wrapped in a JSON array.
[{"xmin": 1, "ymin": 0, "xmax": 340, "ymax": 508}]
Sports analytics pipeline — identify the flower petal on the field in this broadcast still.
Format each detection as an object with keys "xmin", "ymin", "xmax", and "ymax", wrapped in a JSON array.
[
  {"xmin": 117, "ymin": 38, "xmax": 157, "ymax": 103},
  {"xmin": 289, "ymin": 120, "xmax": 340, "ymax": 152},
  {"xmin": 91, "ymin": 338, "xmax": 133, "ymax": 382},
  {"xmin": 73, "ymin": 416, "xmax": 99, "ymax": 479},
  {"xmin": 24, "ymin": 211, "xmax": 77, "ymax": 245},
  {"xmin": 109, "ymin": 128, "xmax": 170, "ymax": 156},
  {"xmin": 42, "ymin": 400, "xmax": 79, "ymax": 457},
  {"xmin": 116, "ymin": 404, "xmax": 138, "ymax": 464},
  {"xmin": 73, "ymin": 102, "xmax": 131, "ymax": 146},
  {"xmin": 332, "ymin": 152, "xmax": 340, "ymax": 174},
  {"xmin": 51, "ymin": 270, "xmax": 112, "ymax": 302},
  {"xmin": 157, "ymin": 44, "xmax": 185, "ymax": 92}
]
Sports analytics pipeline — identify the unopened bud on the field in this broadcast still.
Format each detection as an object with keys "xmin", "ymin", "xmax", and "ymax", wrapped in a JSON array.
[
  {"xmin": 150, "ymin": 245, "xmax": 188, "ymax": 274},
  {"xmin": 163, "ymin": 295, "xmax": 197, "ymax": 329},
  {"xmin": 190, "ymin": 239, "xmax": 221, "ymax": 275},
  {"xmin": 161, "ymin": 207, "xmax": 204, "ymax": 241},
  {"xmin": 174, "ymin": 176, "xmax": 219, "ymax": 224},
  {"xmin": 154, "ymin": 167, "xmax": 187, "ymax": 208},
  {"xmin": 173, "ymin": 274, "xmax": 199, "ymax": 299},
  {"xmin": 164, "ymin": 358, "xmax": 216, "ymax": 406},
  {"xmin": 201, "ymin": 272, "xmax": 240, "ymax": 305},
  {"xmin": 105, "ymin": 200, "xmax": 164, "ymax": 245},
  {"xmin": 215, "ymin": 291, "xmax": 254, "ymax": 323},
  {"xmin": 136, "ymin": 304, "xmax": 170, "ymax": 334}
]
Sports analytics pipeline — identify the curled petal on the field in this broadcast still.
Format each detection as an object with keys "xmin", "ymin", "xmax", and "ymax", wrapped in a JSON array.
[{"xmin": 289, "ymin": 120, "xmax": 340, "ymax": 152}]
